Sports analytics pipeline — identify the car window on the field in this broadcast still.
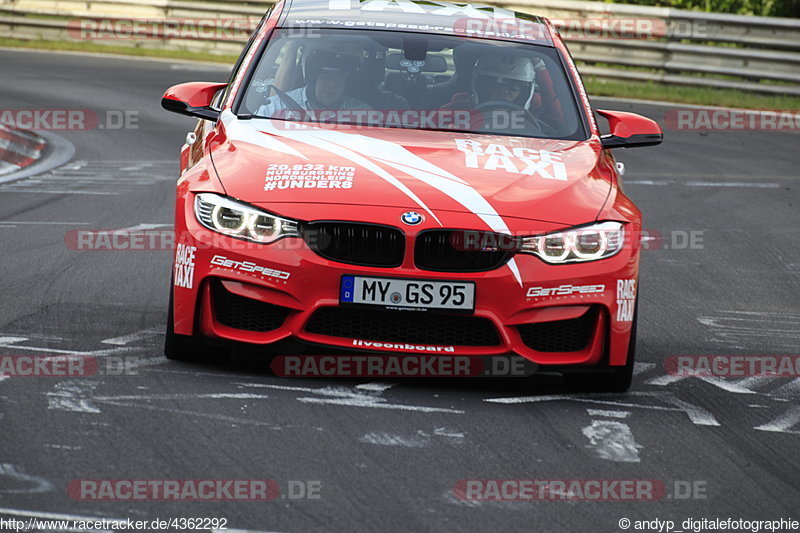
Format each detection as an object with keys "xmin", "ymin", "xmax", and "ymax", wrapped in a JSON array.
[{"xmin": 239, "ymin": 28, "xmax": 586, "ymax": 140}]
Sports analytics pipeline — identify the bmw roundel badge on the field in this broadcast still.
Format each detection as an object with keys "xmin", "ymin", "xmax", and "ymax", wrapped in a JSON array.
[{"xmin": 401, "ymin": 211, "xmax": 423, "ymax": 225}]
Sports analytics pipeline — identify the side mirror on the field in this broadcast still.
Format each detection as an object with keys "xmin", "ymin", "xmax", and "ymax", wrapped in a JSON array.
[
  {"xmin": 161, "ymin": 82, "xmax": 228, "ymax": 121},
  {"xmin": 597, "ymin": 109, "xmax": 663, "ymax": 149}
]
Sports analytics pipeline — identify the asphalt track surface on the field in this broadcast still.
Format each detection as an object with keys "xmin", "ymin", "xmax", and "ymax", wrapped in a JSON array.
[{"xmin": 0, "ymin": 49, "xmax": 798, "ymax": 533}]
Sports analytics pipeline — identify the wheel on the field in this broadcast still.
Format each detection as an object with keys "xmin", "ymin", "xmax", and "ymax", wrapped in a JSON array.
[
  {"xmin": 569, "ymin": 300, "xmax": 638, "ymax": 393},
  {"xmin": 472, "ymin": 100, "xmax": 559, "ymax": 137},
  {"xmin": 164, "ymin": 282, "xmax": 194, "ymax": 361}
]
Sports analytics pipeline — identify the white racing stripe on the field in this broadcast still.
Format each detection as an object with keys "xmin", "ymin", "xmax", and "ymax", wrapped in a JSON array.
[
  {"xmin": 222, "ymin": 111, "xmax": 306, "ymax": 160},
  {"xmin": 258, "ymin": 120, "xmax": 442, "ymax": 225},
  {"xmin": 254, "ymin": 120, "xmax": 524, "ymax": 284}
]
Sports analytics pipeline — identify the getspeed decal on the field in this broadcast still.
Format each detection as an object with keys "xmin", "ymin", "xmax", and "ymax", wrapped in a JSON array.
[
  {"xmin": 210, "ymin": 255, "xmax": 291, "ymax": 282},
  {"xmin": 455, "ymin": 139, "xmax": 567, "ymax": 181},
  {"xmin": 526, "ymin": 284, "xmax": 605, "ymax": 298}
]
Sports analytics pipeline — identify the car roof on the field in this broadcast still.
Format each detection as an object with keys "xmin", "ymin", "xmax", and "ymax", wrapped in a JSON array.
[{"xmin": 278, "ymin": 0, "xmax": 554, "ymax": 46}]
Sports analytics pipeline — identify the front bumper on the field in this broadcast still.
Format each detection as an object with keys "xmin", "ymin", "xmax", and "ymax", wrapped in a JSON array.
[{"xmin": 172, "ymin": 200, "xmax": 639, "ymax": 367}]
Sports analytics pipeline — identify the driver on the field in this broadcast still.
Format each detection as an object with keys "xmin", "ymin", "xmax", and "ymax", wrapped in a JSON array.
[
  {"xmin": 257, "ymin": 40, "xmax": 371, "ymax": 120},
  {"xmin": 473, "ymin": 54, "xmax": 535, "ymax": 107},
  {"xmin": 441, "ymin": 53, "xmax": 535, "ymax": 110}
]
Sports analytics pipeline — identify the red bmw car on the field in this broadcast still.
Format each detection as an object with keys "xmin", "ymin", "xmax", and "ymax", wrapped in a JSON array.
[{"xmin": 161, "ymin": 0, "xmax": 662, "ymax": 391}]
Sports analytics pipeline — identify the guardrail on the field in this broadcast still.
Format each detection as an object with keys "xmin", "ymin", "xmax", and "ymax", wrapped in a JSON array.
[{"xmin": 1, "ymin": 0, "xmax": 798, "ymax": 95}]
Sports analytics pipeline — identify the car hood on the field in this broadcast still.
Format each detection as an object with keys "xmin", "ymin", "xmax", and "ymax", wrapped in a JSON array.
[{"xmin": 209, "ymin": 111, "xmax": 612, "ymax": 227}]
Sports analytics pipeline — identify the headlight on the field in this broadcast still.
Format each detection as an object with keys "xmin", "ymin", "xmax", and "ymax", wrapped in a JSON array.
[
  {"xmin": 518, "ymin": 221, "xmax": 624, "ymax": 264},
  {"xmin": 194, "ymin": 193, "xmax": 300, "ymax": 244}
]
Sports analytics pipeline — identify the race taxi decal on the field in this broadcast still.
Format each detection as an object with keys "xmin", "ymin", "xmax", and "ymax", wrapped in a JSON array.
[
  {"xmin": 210, "ymin": 255, "xmax": 291, "ymax": 282},
  {"xmin": 174, "ymin": 243, "xmax": 197, "ymax": 289},
  {"xmin": 265, "ymin": 163, "xmax": 355, "ymax": 191},
  {"xmin": 616, "ymin": 279, "xmax": 636, "ymax": 322},
  {"xmin": 526, "ymin": 284, "xmax": 605, "ymax": 298},
  {"xmin": 455, "ymin": 139, "xmax": 567, "ymax": 181}
]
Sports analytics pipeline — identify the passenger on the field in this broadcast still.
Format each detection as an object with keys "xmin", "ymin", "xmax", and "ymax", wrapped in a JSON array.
[
  {"xmin": 443, "ymin": 53, "xmax": 564, "ymax": 129},
  {"xmin": 257, "ymin": 41, "xmax": 371, "ymax": 119}
]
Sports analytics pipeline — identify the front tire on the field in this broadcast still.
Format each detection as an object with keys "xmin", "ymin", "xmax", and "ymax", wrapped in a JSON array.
[
  {"xmin": 570, "ymin": 300, "xmax": 637, "ymax": 393},
  {"xmin": 164, "ymin": 282, "xmax": 194, "ymax": 361}
]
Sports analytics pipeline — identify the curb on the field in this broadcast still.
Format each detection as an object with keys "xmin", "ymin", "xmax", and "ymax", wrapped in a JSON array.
[{"xmin": 0, "ymin": 125, "xmax": 46, "ymax": 176}]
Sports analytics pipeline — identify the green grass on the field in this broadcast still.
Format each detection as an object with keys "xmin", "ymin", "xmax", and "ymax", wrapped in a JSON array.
[
  {"xmin": 584, "ymin": 77, "xmax": 800, "ymax": 109},
  {"xmin": 0, "ymin": 36, "xmax": 239, "ymax": 63},
  {"xmin": 2, "ymin": 37, "xmax": 798, "ymax": 110}
]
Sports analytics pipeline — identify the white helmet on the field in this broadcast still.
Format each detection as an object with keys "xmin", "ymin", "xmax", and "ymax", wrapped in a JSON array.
[
  {"xmin": 473, "ymin": 54, "xmax": 535, "ymax": 105},
  {"xmin": 475, "ymin": 54, "xmax": 535, "ymax": 84}
]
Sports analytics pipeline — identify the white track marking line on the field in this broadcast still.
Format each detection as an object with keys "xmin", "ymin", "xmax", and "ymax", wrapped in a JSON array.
[
  {"xmin": 238, "ymin": 382, "xmax": 464, "ymax": 414},
  {"xmin": 355, "ymin": 382, "xmax": 399, "ymax": 392},
  {"xmin": 754, "ymin": 405, "xmax": 800, "ymax": 434},
  {"xmin": 93, "ymin": 400, "xmax": 285, "ymax": 428},
  {"xmin": 93, "ymin": 393, "xmax": 270, "ymax": 401},
  {"xmin": 586, "ymin": 409, "xmax": 631, "ymax": 419},
  {"xmin": 147, "ymin": 368, "xmax": 262, "ymax": 380},
  {"xmin": 47, "ymin": 381, "xmax": 100, "ymax": 414},
  {"xmin": 1, "ymin": 190, "xmax": 118, "ymax": 195},
  {"xmin": 484, "ymin": 392, "xmax": 720, "ymax": 426},
  {"xmin": 100, "ymin": 329, "xmax": 161, "ymax": 346},
  {"xmin": 44, "ymin": 444, "xmax": 82, "ymax": 451},
  {"xmin": 0, "ymin": 221, "xmax": 89, "ymax": 225},
  {"xmin": 686, "ymin": 181, "xmax": 780, "ymax": 188},
  {"xmin": 0, "ymin": 342, "xmax": 139, "ymax": 357},
  {"xmin": 296, "ymin": 396, "xmax": 464, "ymax": 413},
  {"xmin": 773, "ymin": 378, "xmax": 800, "ymax": 397},
  {"xmin": 116, "ymin": 223, "xmax": 172, "ymax": 231},
  {"xmin": 646, "ymin": 374, "xmax": 759, "ymax": 394},
  {"xmin": 582, "ymin": 418, "xmax": 642, "ymax": 463},
  {"xmin": 649, "ymin": 392, "xmax": 720, "ymax": 426},
  {"xmin": 625, "ymin": 180, "xmax": 782, "ymax": 188},
  {"xmin": 434, "ymin": 427, "xmax": 465, "ymax": 438},
  {"xmin": 359, "ymin": 432, "xmax": 429, "ymax": 447},
  {"xmin": 0, "ymin": 464, "xmax": 55, "ymax": 494},
  {"xmin": 0, "ymin": 337, "xmax": 27, "ymax": 345}
]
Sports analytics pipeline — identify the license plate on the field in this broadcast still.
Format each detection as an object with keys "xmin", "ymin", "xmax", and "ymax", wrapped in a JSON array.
[{"xmin": 340, "ymin": 276, "xmax": 475, "ymax": 312}]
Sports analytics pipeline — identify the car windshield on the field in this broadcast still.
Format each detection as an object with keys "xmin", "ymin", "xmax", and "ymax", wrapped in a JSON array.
[{"xmin": 238, "ymin": 28, "xmax": 587, "ymax": 140}]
